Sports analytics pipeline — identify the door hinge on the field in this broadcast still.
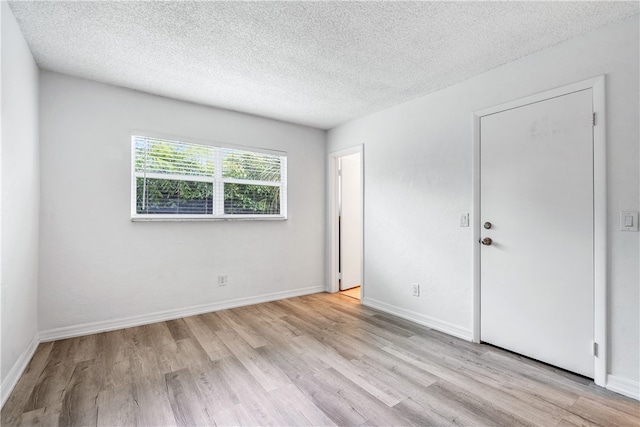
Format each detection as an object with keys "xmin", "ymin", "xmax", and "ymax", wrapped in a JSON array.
[
  {"xmin": 338, "ymin": 272, "xmax": 342, "ymax": 280},
  {"xmin": 592, "ymin": 342, "xmax": 598, "ymax": 357},
  {"xmin": 592, "ymin": 112, "xmax": 596, "ymax": 127}
]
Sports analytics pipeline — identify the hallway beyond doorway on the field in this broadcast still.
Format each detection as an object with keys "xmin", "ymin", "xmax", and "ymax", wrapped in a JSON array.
[{"xmin": 340, "ymin": 286, "xmax": 361, "ymax": 300}]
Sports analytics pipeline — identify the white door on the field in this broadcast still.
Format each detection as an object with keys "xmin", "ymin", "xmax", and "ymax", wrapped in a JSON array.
[
  {"xmin": 339, "ymin": 153, "xmax": 362, "ymax": 291},
  {"xmin": 480, "ymin": 89, "xmax": 594, "ymax": 378}
]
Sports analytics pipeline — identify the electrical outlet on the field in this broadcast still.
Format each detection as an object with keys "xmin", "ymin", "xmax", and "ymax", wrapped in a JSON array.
[
  {"xmin": 218, "ymin": 274, "xmax": 228, "ymax": 286},
  {"xmin": 412, "ymin": 283, "xmax": 420, "ymax": 297}
]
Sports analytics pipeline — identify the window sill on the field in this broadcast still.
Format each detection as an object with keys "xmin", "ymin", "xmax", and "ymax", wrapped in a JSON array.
[{"xmin": 131, "ymin": 215, "xmax": 287, "ymax": 222}]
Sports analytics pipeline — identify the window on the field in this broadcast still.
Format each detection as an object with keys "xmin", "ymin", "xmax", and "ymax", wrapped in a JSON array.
[{"xmin": 131, "ymin": 135, "xmax": 287, "ymax": 220}]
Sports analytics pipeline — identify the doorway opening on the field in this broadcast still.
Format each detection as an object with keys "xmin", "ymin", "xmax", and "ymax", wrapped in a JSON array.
[
  {"xmin": 339, "ymin": 286, "xmax": 361, "ymax": 300},
  {"xmin": 330, "ymin": 146, "xmax": 364, "ymax": 301}
]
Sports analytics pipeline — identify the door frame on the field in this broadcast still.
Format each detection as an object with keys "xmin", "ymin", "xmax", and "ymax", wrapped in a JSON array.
[
  {"xmin": 471, "ymin": 76, "xmax": 607, "ymax": 386},
  {"xmin": 329, "ymin": 145, "xmax": 364, "ymax": 296}
]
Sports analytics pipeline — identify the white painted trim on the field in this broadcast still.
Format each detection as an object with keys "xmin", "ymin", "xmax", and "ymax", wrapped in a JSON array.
[
  {"xmin": 606, "ymin": 375, "xmax": 640, "ymax": 401},
  {"xmin": 328, "ymin": 145, "xmax": 365, "ymax": 297},
  {"xmin": 1, "ymin": 334, "xmax": 40, "ymax": 408},
  {"xmin": 130, "ymin": 129, "xmax": 287, "ymax": 157},
  {"xmin": 472, "ymin": 75, "xmax": 607, "ymax": 386},
  {"xmin": 363, "ymin": 297, "xmax": 472, "ymax": 341},
  {"xmin": 591, "ymin": 77, "xmax": 607, "ymax": 387},
  {"xmin": 474, "ymin": 76, "xmax": 606, "ymax": 117},
  {"xmin": 39, "ymin": 285, "xmax": 324, "ymax": 342},
  {"xmin": 472, "ymin": 111, "xmax": 481, "ymax": 343},
  {"xmin": 131, "ymin": 214, "xmax": 286, "ymax": 222}
]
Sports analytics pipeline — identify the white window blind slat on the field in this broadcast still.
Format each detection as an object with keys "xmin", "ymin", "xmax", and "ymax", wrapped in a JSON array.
[
  {"xmin": 134, "ymin": 136, "xmax": 215, "ymax": 177},
  {"xmin": 221, "ymin": 147, "xmax": 282, "ymax": 182}
]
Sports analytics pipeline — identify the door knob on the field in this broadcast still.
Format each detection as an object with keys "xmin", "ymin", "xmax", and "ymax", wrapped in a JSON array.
[
  {"xmin": 481, "ymin": 237, "xmax": 493, "ymax": 246},
  {"xmin": 484, "ymin": 222, "xmax": 492, "ymax": 229}
]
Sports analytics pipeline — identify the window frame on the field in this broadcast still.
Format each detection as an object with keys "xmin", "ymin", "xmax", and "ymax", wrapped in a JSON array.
[{"xmin": 130, "ymin": 133, "xmax": 288, "ymax": 221}]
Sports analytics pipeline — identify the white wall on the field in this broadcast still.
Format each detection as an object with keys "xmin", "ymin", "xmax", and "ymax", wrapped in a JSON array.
[
  {"xmin": 327, "ymin": 17, "xmax": 639, "ymax": 385},
  {"xmin": 38, "ymin": 72, "xmax": 325, "ymax": 333},
  {"xmin": 1, "ymin": 1, "xmax": 40, "ymax": 390}
]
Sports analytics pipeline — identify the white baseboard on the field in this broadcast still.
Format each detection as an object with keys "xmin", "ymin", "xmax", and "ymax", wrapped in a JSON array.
[
  {"xmin": 607, "ymin": 374, "xmax": 640, "ymax": 401},
  {"xmin": 362, "ymin": 297, "xmax": 472, "ymax": 341},
  {"xmin": 39, "ymin": 285, "xmax": 325, "ymax": 342},
  {"xmin": 1, "ymin": 334, "xmax": 40, "ymax": 408}
]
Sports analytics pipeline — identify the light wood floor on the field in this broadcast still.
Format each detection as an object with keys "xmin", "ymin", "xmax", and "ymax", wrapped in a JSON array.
[
  {"xmin": 340, "ymin": 286, "xmax": 361, "ymax": 300},
  {"xmin": 2, "ymin": 293, "xmax": 639, "ymax": 427}
]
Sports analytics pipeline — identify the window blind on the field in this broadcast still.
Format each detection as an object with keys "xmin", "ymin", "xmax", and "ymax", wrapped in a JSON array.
[
  {"xmin": 134, "ymin": 136, "xmax": 215, "ymax": 178},
  {"xmin": 132, "ymin": 135, "xmax": 287, "ymax": 219}
]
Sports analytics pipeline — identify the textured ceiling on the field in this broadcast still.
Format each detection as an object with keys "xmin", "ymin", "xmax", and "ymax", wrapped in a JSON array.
[{"xmin": 8, "ymin": 1, "xmax": 639, "ymax": 129}]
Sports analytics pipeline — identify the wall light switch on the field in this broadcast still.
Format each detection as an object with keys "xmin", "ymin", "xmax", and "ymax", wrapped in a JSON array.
[
  {"xmin": 620, "ymin": 211, "xmax": 638, "ymax": 231},
  {"xmin": 460, "ymin": 213, "xmax": 469, "ymax": 227}
]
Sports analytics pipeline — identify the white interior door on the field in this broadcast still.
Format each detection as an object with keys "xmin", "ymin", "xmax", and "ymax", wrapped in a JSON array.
[
  {"xmin": 339, "ymin": 153, "xmax": 362, "ymax": 291},
  {"xmin": 480, "ymin": 89, "xmax": 594, "ymax": 378}
]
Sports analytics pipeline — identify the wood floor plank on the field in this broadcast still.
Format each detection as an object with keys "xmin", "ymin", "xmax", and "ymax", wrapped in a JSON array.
[
  {"xmin": 165, "ymin": 318, "xmax": 194, "ymax": 341},
  {"xmin": 382, "ymin": 343, "xmax": 607, "ymax": 427},
  {"xmin": 191, "ymin": 360, "xmax": 240, "ymax": 416},
  {"xmin": 267, "ymin": 383, "xmax": 337, "ymax": 426},
  {"xmin": 96, "ymin": 384, "xmax": 136, "ymax": 427},
  {"xmin": 198, "ymin": 311, "xmax": 230, "ymax": 332},
  {"xmin": 211, "ymin": 403, "xmax": 261, "ymax": 426},
  {"xmin": 131, "ymin": 375, "xmax": 177, "ymax": 426},
  {"xmin": 214, "ymin": 356, "xmax": 296, "ymax": 426},
  {"xmin": 217, "ymin": 308, "xmax": 269, "ymax": 348},
  {"xmin": 256, "ymin": 343, "xmax": 328, "ymax": 382},
  {"xmin": 408, "ymin": 326, "xmax": 489, "ymax": 357},
  {"xmin": 292, "ymin": 368, "xmax": 369, "ymax": 426},
  {"xmin": 361, "ymin": 398, "xmax": 442, "ymax": 427},
  {"xmin": 58, "ymin": 359, "xmax": 104, "ymax": 426},
  {"xmin": 317, "ymin": 293, "xmax": 380, "ymax": 317},
  {"xmin": 182, "ymin": 315, "xmax": 232, "ymax": 361},
  {"xmin": 286, "ymin": 315, "xmax": 364, "ymax": 360},
  {"xmin": 233, "ymin": 305, "xmax": 300, "ymax": 343},
  {"xmin": 71, "ymin": 333, "xmax": 104, "ymax": 363},
  {"xmin": 570, "ymin": 396, "xmax": 640, "ymax": 427},
  {"xmin": 386, "ymin": 397, "xmax": 455, "ymax": 427},
  {"xmin": 101, "ymin": 329, "xmax": 133, "ymax": 390},
  {"xmin": 1, "ymin": 342, "xmax": 54, "ymax": 426},
  {"xmin": 23, "ymin": 340, "xmax": 77, "ymax": 412},
  {"xmin": 408, "ymin": 333, "xmax": 582, "ymax": 409},
  {"xmin": 216, "ymin": 328, "xmax": 291, "ymax": 392},
  {"xmin": 165, "ymin": 368, "xmax": 214, "ymax": 426},
  {"xmin": 310, "ymin": 367, "xmax": 408, "ymax": 424},
  {"xmin": 146, "ymin": 322, "xmax": 188, "ymax": 374},
  {"xmin": 175, "ymin": 337, "xmax": 210, "ymax": 370},
  {"xmin": 3, "ymin": 292, "xmax": 638, "ymax": 427},
  {"xmin": 18, "ymin": 403, "xmax": 61, "ymax": 427},
  {"xmin": 424, "ymin": 379, "xmax": 536, "ymax": 427},
  {"xmin": 405, "ymin": 381, "xmax": 508, "ymax": 426},
  {"xmin": 556, "ymin": 416, "xmax": 601, "ymax": 427},
  {"xmin": 272, "ymin": 299, "xmax": 338, "ymax": 333},
  {"xmin": 484, "ymin": 349, "xmax": 640, "ymax": 417},
  {"xmin": 253, "ymin": 301, "xmax": 290, "ymax": 323},
  {"xmin": 293, "ymin": 334, "xmax": 404, "ymax": 407},
  {"xmin": 146, "ymin": 321, "xmax": 176, "ymax": 349},
  {"xmin": 350, "ymin": 353, "xmax": 439, "ymax": 403},
  {"xmin": 124, "ymin": 325, "xmax": 164, "ymax": 381}
]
